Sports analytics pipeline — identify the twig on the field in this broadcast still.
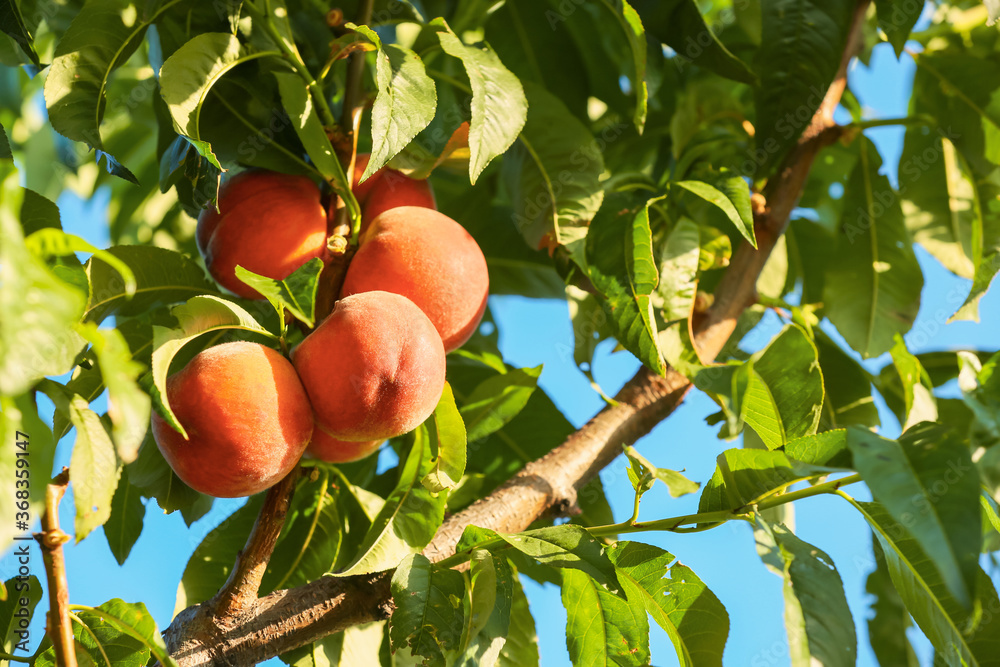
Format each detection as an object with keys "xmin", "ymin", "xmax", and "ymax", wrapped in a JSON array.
[
  {"xmin": 34, "ymin": 468, "xmax": 77, "ymax": 667},
  {"xmin": 212, "ymin": 467, "xmax": 301, "ymax": 618}
]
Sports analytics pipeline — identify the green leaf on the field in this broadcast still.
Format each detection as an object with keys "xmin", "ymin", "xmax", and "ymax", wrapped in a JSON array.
[
  {"xmin": 279, "ymin": 623, "xmax": 385, "ymax": 666},
  {"xmin": 586, "ymin": 192, "xmax": 665, "ymax": 376},
  {"xmin": 866, "ymin": 539, "xmax": 920, "ymax": 667},
  {"xmin": 846, "ymin": 423, "xmax": 981, "ymax": 609},
  {"xmin": 623, "ymin": 446, "xmax": 699, "ymax": 499},
  {"xmin": 0, "ymin": 0, "xmax": 39, "ymax": 67},
  {"xmin": 874, "ymin": 0, "xmax": 923, "ymax": 57},
  {"xmin": 456, "ymin": 552, "xmax": 513, "ymax": 667},
  {"xmin": 498, "ymin": 571, "xmax": 538, "ymax": 667},
  {"xmin": 0, "ymin": 394, "xmax": 56, "ymax": 553},
  {"xmin": 785, "ymin": 430, "xmax": 850, "ymax": 468},
  {"xmin": 389, "ymin": 553, "xmax": 466, "ymax": 667},
  {"xmin": 42, "ymin": 0, "xmax": 153, "ymax": 181},
  {"xmin": 84, "ymin": 246, "xmax": 219, "ymax": 324},
  {"xmin": 150, "ymin": 295, "xmax": 273, "ymax": 437},
  {"xmin": 103, "ymin": 466, "xmax": 144, "ymax": 566},
  {"xmin": 753, "ymin": 0, "xmax": 855, "ymax": 172},
  {"xmin": 0, "ymin": 574, "xmax": 42, "ymax": 654},
  {"xmin": 160, "ymin": 33, "xmax": 275, "ymax": 168},
  {"xmin": 25, "ymin": 228, "xmax": 137, "ymax": 297},
  {"xmin": 561, "ymin": 567, "xmax": 650, "ymax": 667},
  {"xmin": 959, "ymin": 350, "xmax": 1000, "ymax": 439},
  {"xmin": 742, "ymin": 324, "xmax": 824, "ymax": 449},
  {"xmin": 657, "ymin": 217, "xmax": 700, "ymax": 324},
  {"xmin": 631, "ymin": 0, "xmax": 755, "ymax": 84},
  {"xmin": 0, "ymin": 179, "xmax": 87, "ymax": 396},
  {"xmin": 0, "ymin": 123, "xmax": 10, "ymax": 159},
  {"xmin": 176, "ymin": 495, "xmax": 263, "ymax": 612},
  {"xmin": 126, "ymin": 432, "xmax": 213, "ymax": 524},
  {"xmin": 459, "ymin": 366, "xmax": 541, "ymax": 443},
  {"xmin": 75, "ymin": 323, "xmax": 151, "ymax": 464},
  {"xmin": 274, "ymin": 71, "xmax": 357, "ymax": 221},
  {"xmin": 889, "ymin": 335, "xmax": 938, "ymax": 430},
  {"xmin": 235, "ymin": 259, "xmax": 324, "ymax": 329},
  {"xmin": 158, "ymin": 135, "xmax": 223, "ymax": 213},
  {"xmin": 503, "ymin": 83, "xmax": 604, "ymax": 250},
  {"xmin": 824, "ymin": 137, "xmax": 923, "ymax": 358},
  {"xmin": 848, "ymin": 499, "xmax": 1000, "ymax": 666},
  {"xmin": 333, "ymin": 426, "xmax": 448, "ymax": 576},
  {"xmin": 457, "ymin": 524, "xmax": 621, "ymax": 595},
  {"xmin": 433, "ymin": 19, "xmax": 526, "ymax": 183},
  {"xmin": 675, "ymin": 179, "xmax": 755, "ymax": 248},
  {"xmin": 349, "ymin": 24, "xmax": 436, "ymax": 179},
  {"xmin": 619, "ymin": 1, "xmax": 648, "ymax": 133},
  {"xmin": 814, "ymin": 332, "xmax": 879, "ymax": 429},
  {"xmin": 754, "ymin": 520, "xmax": 857, "ymax": 667},
  {"xmin": 694, "ymin": 363, "xmax": 753, "ymax": 440},
  {"xmin": 423, "ymin": 383, "xmax": 468, "ymax": 493},
  {"xmin": 66, "ymin": 395, "xmax": 121, "ymax": 542},
  {"xmin": 607, "ymin": 541, "xmax": 729, "ymax": 667},
  {"xmin": 698, "ymin": 449, "xmax": 818, "ymax": 514}
]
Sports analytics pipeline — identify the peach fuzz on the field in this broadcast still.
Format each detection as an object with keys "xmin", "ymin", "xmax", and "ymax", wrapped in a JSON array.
[
  {"xmin": 197, "ymin": 170, "xmax": 329, "ymax": 299},
  {"xmin": 292, "ymin": 291, "xmax": 446, "ymax": 442},
  {"xmin": 350, "ymin": 153, "xmax": 435, "ymax": 231},
  {"xmin": 308, "ymin": 427, "xmax": 384, "ymax": 463},
  {"xmin": 340, "ymin": 207, "xmax": 489, "ymax": 352},
  {"xmin": 150, "ymin": 341, "xmax": 313, "ymax": 498}
]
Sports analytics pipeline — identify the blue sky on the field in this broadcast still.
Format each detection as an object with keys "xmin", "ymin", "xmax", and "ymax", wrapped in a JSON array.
[{"xmin": 3, "ymin": 38, "xmax": 1000, "ymax": 667}]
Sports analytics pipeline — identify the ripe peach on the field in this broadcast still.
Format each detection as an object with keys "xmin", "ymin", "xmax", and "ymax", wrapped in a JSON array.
[
  {"xmin": 308, "ymin": 428, "xmax": 383, "ymax": 463},
  {"xmin": 292, "ymin": 291, "xmax": 446, "ymax": 441},
  {"xmin": 351, "ymin": 153, "xmax": 435, "ymax": 231},
  {"xmin": 150, "ymin": 341, "xmax": 313, "ymax": 498},
  {"xmin": 197, "ymin": 170, "xmax": 329, "ymax": 299},
  {"xmin": 340, "ymin": 207, "xmax": 489, "ymax": 352}
]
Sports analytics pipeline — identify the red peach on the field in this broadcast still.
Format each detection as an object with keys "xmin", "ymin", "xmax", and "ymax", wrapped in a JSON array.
[{"xmin": 307, "ymin": 427, "xmax": 383, "ymax": 463}]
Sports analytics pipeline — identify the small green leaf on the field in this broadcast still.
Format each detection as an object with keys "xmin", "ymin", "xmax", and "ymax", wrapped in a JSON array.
[
  {"xmin": 608, "ymin": 541, "xmax": 729, "ymax": 667},
  {"xmin": 25, "ymin": 228, "xmax": 137, "ymax": 297},
  {"xmin": 755, "ymin": 519, "xmax": 857, "ymax": 667},
  {"xmin": 103, "ymin": 466, "xmax": 145, "ymax": 566},
  {"xmin": 657, "ymin": 217, "xmax": 700, "ymax": 324},
  {"xmin": 434, "ymin": 19, "xmax": 526, "ymax": 183},
  {"xmin": 624, "ymin": 445, "xmax": 699, "ymax": 499},
  {"xmin": 874, "ymin": 0, "xmax": 922, "ymax": 57},
  {"xmin": 619, "ymin": 1, "xmax": 648, "ymax": 133},
  {"xmin": 456, "ymin": 552, "xmax": 513, "ymax": 667},
  {"xmin": 0, "ymin": 123, "xmax": 10, "ymax": 159},
  {"xmin": 698, "ymin": 449, "xmax": 820, "ymax": 514},
  {"xmin": 561, "ymin": 567, "xmax": 650, "ymax": 667},
  {"xmin": 460, "ymin": 366, "xmax": 541, "ymax": 443},
  {"xmin": 389, "ymin": 553, "xmax": 466, "ymax": 667},
  {"xmin": 349, "ymin": 24, "xmax": 436, "ymax": 179},
  {"xmin": 235, "ymin": 259, "xmax": 324, "ymax": 328},
  {"xmin": 675, "ymin": 179, "xmax": 755, "ymax": 248},
  {"xmin": 846, "ymin": 423, "xmax": 982, "ymax": 609},
  {"xmin": 694, "ymin": 363, "xmax": 753, "ymax": 440},
  {"xmin": 889, "ymin": 335, "xmax": 938, "ymax": 430},
  {"xmin": 423, "ymin": 383, "xmax": 468, "ymax": 493},
  {"xmin": 126, "ymin": 432, "xmax": 214, "ymax": 525},
  {"xmin": 0, "ymin": 0, "xmax": 39, "ymax": 67},
  {"xmin": 66, "ymin": 395, "xmax": 121, "ymax": 542},
  {"xmin": 150, "ymin": 295, "xmax": 274, "ymax": 437}
]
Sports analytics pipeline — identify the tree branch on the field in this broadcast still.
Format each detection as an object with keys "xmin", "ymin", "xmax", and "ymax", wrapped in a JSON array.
[
  {"xmin": 163, "ymin": 3, "xmax": 871, "ymax": 663},
  {"xmin": 35, "ymin": 468, "xmax": 76, "ymax": 667}
]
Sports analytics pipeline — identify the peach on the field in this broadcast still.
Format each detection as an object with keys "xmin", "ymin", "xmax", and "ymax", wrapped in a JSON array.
[
  {"xmin": 340, "ymin": 207, "xmax": 489, "ymax": 352},
  {"xmin": 292, "ymin": 291, "xmax": 446, "ymax": 441},
  {"xmin": 197, "ymin": 170, "xmax": 329, "ymax": 299},
  {"xmin": 350, "ymin": 153, "xmax": 435, "ymax": 231},
  {"xmin": 308, "ymin": 427, "xmax": 383, "ymax": 463},
  {"xmin": 150, "ymin": 341, "xmax": 313, "ymax": 498}
]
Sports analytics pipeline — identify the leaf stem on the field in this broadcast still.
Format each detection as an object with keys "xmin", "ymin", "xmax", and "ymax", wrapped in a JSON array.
[
  {"xmin": 34, "ymin": 468, "xmax": 77, "ymax": 667},
  {"xmin": 0, "ymin": 652, "xmax": 33, "ymax": 663},
  {"xmin": 846, "ymin": 115, "xmax": 935, "ymax": 130}
]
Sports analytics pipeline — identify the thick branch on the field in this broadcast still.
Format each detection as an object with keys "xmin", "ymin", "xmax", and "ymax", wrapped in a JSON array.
[
  {"xmin": 164, "ymin": 3, "xmax": 870, "ymax": 663},
  {"xmin": 35, "ymin": 468, "xmax": 76, "ymax": 667}
]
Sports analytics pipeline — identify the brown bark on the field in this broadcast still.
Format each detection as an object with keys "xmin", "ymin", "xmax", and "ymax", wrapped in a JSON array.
[
  {"xmin": 163, "ymin": 3, "xmax": 870, "ymax": 663},
  {"xmin": 35, "ymin": 468, "xmax": 76, "ymax": 667}
]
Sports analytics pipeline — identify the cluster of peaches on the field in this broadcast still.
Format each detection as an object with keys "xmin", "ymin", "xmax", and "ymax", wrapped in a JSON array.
[{"xmin": 150, "ymin": 157, "xmax": 489, "ymax": 498}]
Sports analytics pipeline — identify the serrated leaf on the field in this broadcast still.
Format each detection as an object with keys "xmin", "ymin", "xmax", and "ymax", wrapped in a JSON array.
[
  {"xmin": 874, "ymin": 0, "xmax": 923, "ymax": 57},
  {"xmin": 607, "ymin": 541, "xmax": 729, "ymax": 667},
  {"xmin": 846, "ymin": 423, "xmax": 981, "ymax": 609},
  {"xmin": 561, "ymin": 567, "xmax": 650, "ymax": 667},
  {"xmin": 753, "ymin": 0, "xmax": 855, "ymax": 172},
  {"xmin": 126, "ymin": 432, "xmax": 213, "ymax": 524},
  {"xmin": 0, "ymin": 180, "xmax": 87, "ymax": 395},
  {"xmin": 333, "ymin": 426, "xmax": 447, "ymax": 576},
  {"xmin": 457, "ymin": 524, "xmax": 621, "ymax": 595},
  {"xmin": 349, "ymin": 24, "xmax": 436, "ymax": 179},
  {"xmin": 423, "ymin": 383, "xmax": 467, "ymax": 493},
  {"xmin": 0, "ymin": 574, "xmax": 41, "ymax": 654},
  {"xmin": 459, "ymin": 366, "xmax": 540, "ymax": 443},
  {"xmin": 742, "ymin": 324, "xmax": 824, "ymax": 449},
  {"xmin": 675, "ymin": 179, "xmax": 755, "ymax": 248},
  {"xmin": 150, "ymin": 295, "xmax": 273, "ymax": 437},
  {"xmin": 503, "ymin": 83, "xmax": 604, "ymax": 250},
  {"xmin": 84, "ymin": 246, "xmax": 219, "ymax": 324},
  {"xmin": 755, "ymin": 520, "xmax": 857, "ymax": 667},
  {"xmin": 657, "ymin": 217, "xmax": 700, "ymax": 324},
  {"xmin": 103, "ymin": 466, "xmax": 144, "ymax": 566},
  {"xmin": 235, "ymin": 259, "xmax": 324, "ymax": 328},
  {"xmin": 631, "ymin": 0, "xmax": 755, "ymax": 84},
  {"xmin": 824, "ymin": 137, "xmax": 923, "ymax": 358},
  {"xmin": 389, "ymin": 553, "xmax": 466, "ymax": 667},
  {"xmin": 67, "ymin": 395, "xmax": 121, "ymax": 542},
  {"xmin": 847, "ymin": 499, "xmax": 1000, "ymax": 666},
  {"xmin": 586, "ymin": 192, "xmax": 665, "ymax": 376}
]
